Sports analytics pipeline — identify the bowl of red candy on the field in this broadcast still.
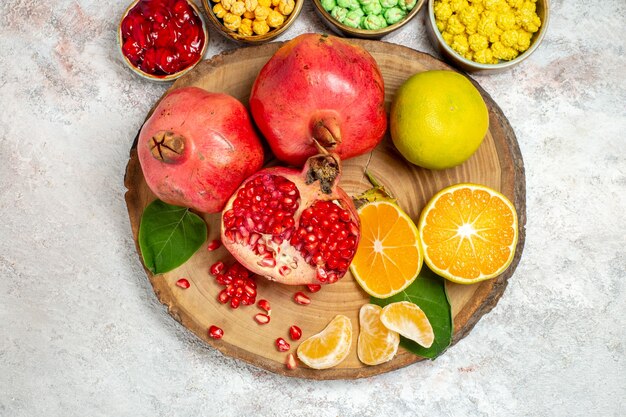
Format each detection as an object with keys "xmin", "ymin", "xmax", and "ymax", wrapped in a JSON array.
[{"xmin": 118, "ymin": 0, "xmax": 209, "ymax": 81}]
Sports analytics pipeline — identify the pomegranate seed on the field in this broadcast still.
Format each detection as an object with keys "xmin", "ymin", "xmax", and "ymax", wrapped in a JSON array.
[
  {"xmin": 175, "ymin": 278, "xmax": 190, "ymax": 289},
  {"xmin": 218, "ymin": 289, "xmax": 229, "ymax": 303},
  {"xmin": 208, "ymin": 325, "xmax": 223, "ymax": 339},
  {"xmin": 276, "ymin": 337, "xmax": 290, "ymax": 352},
  {"xmin": 258, "ymin": 257, "xmax": 276, "ymax": 268},
  {"xmin": 257, "ymin": 299, "xmax": 271, "ymax": 314},
  {"xmin": 254, "ymin": 313, "xmax": 271, "ymax": 324},
  {"xmin": 230, "ymin": 297, "xmax": 240, "ymax": 309},
  {"xmin": 244, "ymin": 284, "xmax": 256, "ymax": 298},
  {"xmin": 210, "ymin": 261, "xmax": 225, "ymax": 276},
  {"xmin": 286, "ymin": 353, "xmax": 297, "ymax": 370},
  {"xmin": 294, "ymin": 292, "xmax": 311, "ymax": 305},
  {"xmin": 306, "ymin": 284, "xmax": 322, "ymax": 293},
  {"xmin": 207, "ymin": 239, "xmax": 221, "ymax": 251},
  {"xmin": 289, "ymin": 325, "xmax": 302, "ymax": 340}
]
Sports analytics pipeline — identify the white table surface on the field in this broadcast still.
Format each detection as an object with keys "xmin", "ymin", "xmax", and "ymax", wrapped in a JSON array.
[{"xmin": 1, "ymin": 1, "xmax": 625, "ymax": 416}]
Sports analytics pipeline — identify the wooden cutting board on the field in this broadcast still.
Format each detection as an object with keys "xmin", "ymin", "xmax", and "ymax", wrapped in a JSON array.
[{"xmin": 124, "ymin": 39, "xmax": 526, "ymax": 380}]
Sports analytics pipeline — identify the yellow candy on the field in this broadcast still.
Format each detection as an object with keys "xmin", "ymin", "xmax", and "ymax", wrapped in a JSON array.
[
  {"xmin": 252, "ymin": 19, "xmax": 270, "ymax": 35},
  {"xmin": 223, "ymin": 12, "xmax": 242, "ymax": 30},
  {"xmin": 267, "ymin": 9, "xmax": 285, "ymax": 27},
  {"xmin": 244, "ymin": 0, "xmax": 258, "ymax": 11},
  {"xmin": 221, "ymin": 0, "xmax": 235, "ymax": 10},
  {"xmin": 213, "ymin": 3, "xmax": 227, "ymax": 18},
  {"xmin": 238, "ymin": 23, "xmax": 253, "ymax": 36},
  {"xmin": 277, "ymin": 0, "xmax": 294, "ymax": 16},
  {"xmin": 254, "ymin": 5, "xmax": 271, "ymax": 20},
  {"xmin": 231, "ymin": 1, "xmax": 246, "ymax": 15},
  {"xmin": 468, "ymin": 33, "xmax": 488, "ymax": 52}
]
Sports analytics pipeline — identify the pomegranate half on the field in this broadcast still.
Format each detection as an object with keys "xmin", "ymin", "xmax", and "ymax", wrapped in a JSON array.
[
  {"xmin": 221, "ymin": 152, "xmax": 360, "ymax": 285},
  {"xmin": 250, "ymin": 33, "xmax": 387, "ymax": 167},
  {"xmin": 138, "ymin": 87, "xmax": 264, "ymax": 213}
]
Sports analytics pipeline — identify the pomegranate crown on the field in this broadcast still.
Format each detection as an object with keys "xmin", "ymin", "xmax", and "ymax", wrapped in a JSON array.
[{"xmin": 305, "ymin": 141, "xmax": 341, "ymax": 194}]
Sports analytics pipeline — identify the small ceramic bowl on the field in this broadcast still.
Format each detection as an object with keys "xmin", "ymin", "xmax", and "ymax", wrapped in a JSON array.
[
  {"xmin": 118, "ymin": 0, "xmax": 209, "ymax": 82},
  {"xmin": 201, "ymin": 0, "xmax": 304, "ymax": 44},
  {"xmin": 312, "ymin": 0, "xmax": 425, "ymax": 39},
  {"xmin": 425, "ymin": 0, "xmax": 549, "ymax": 73}
]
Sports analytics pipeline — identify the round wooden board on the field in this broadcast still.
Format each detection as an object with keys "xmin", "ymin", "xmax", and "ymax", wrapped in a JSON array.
[{"xmin": 124, "ymin": 39, "xmax": 526, "ymax": 379}]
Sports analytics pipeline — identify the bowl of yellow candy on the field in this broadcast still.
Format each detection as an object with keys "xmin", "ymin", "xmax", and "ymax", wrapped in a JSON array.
[
  {"xmin": 425, "ymin": 0, "xmax": 549, "ymax": 73},
  {"xmin": 202, "ymin": 0, "xmax": 303, "ymax": 44}
]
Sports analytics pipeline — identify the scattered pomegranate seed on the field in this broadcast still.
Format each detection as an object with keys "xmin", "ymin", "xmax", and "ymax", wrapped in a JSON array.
[
  {"xmin": 214, "ymin": 261, "xmax": 257, "ymax": 309},
  {"xmin": 276, "ymin": 337, "xmax": 291, "ymax": 352},
  {"xmin": 289, "ymin": 325, "xmax": 302, "ymax": 340},
  {"xmin": 175, "ymin": 278, "xmax": 190, "ymax": 289},
  {"xmin": 254, "ymin": 313, "xmax": 271, "ymax": 325},
  {"xmin": 305, "ymin": 284, "xmax": 322, "ymax": 293},
  {"xmin": 294, "ymin": 292, "xmax": 311, "ymax": 305},
  {"xmin": 207, "ymin": 239, "xmax": 221, "ymax": 251},
  {"xmin": 208, "ymin": 325, "xmax": 223, "ymax": 339},
  {"xmin": 210, "ymin": 261, "xmax": 225, "ymax": 276},
  {"xmin": 286, "ymin": 353, "xmax": 297, "ymax": 370},
  {"xmin": 257, "ymin": 299, "xmax": 271, "ymax": 314}
]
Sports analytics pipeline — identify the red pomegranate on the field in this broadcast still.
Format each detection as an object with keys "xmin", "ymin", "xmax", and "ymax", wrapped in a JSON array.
[
  {"xmin": 138, "ymin": 87, "xmax": 264, "ymax": 213},
  {"xmin": 249, "ymin": 33, "xmax": 387, "ymax": 167},
  {"xmin": 221, "ymin": 150, "xmax": 360, "ymax": 285}
]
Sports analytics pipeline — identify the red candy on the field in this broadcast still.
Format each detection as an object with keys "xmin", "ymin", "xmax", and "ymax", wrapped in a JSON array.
[{"xmin": 120, "ymin": 0, "xmax": 205, "ymax": 77}]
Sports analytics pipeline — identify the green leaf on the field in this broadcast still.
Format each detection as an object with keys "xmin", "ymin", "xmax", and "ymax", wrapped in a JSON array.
[
  {"xmin": 371, "ymin": 266, "xmax": 453, "ymax": 359},
  {"xmin": 138, "ymin": 200, "xmax": 207, "ymax": 274}
]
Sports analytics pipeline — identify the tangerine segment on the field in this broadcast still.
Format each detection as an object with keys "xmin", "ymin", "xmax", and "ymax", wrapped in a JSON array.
[
  {"xmin": 350, "ymin": 201, "xmax": 423, "ymax": 298},
  {"xmin": 358, "ymin": 304, "xmax": 400, "ymax": 366},
  {"xmin": 296, "ymin": 315, "xmax": 352, "ymax": 370},
  {"xmin": 418, "ymin": 183, "xmax": 519, "ymax": 284},
  {"xmin": 379, "ymin": 301, "xmax": 434, "ymax": 348}
]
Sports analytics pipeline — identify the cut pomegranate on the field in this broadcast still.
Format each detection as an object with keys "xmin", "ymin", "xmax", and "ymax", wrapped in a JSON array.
[
  {"xmin": 221, "ymin": 151, "xmax": 360, "ymax": 285},
  {"xmin": 257, "ymin": 299, "xmax": 271, "ymax": 314},
  {"xmin": 276, "ymin": 337, "xmax": 291, "ymax": 352},
  {"xmin": 254, "ymin": 313, "xmax": 271, "ymax": 325},
  {"xmin": 294, "ymin": 292, "xmax": 311, "ymax": 305},
  {"xmin": 306, "ymin": 284, "xmax": 322, "ymax": 293},
  {"xmin": 285, "ymin": 353, "xmax": 297, "ymax": 370},
  {"xmin": 213, "ymin": 261, "xmax": 257, "ymax": 308},
  {"xmin": 289, "ymin": 325, "xmax": 302, "ymax": 341},
  {"xmin": 207, "ymin": 239, "xmax": 221, "ymax": 251},
  {"xmin": 175, "ymin": 278, "xmax": 190, "ymax": 289},
  {"xmin": 208, "ymin": 325, "xmax": 223, "ymax": 339}
]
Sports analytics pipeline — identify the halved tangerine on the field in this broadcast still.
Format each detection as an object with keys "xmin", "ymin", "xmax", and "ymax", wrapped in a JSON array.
[
  {"xmin": 418, "ymin": 183, "xmax": 519, "ymax": 284},
  {"xmin": 350, "ymin": 201, "xmax": 423, "ymax": 298}
]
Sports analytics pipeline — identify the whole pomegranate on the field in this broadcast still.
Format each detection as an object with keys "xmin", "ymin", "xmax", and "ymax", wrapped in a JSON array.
[
  {"xmin": 249, "ymin": 33, "xmax": 387, "ymax": 167},
  {"xmin": 138, "ymin": 87, "xmax": 264, "ymax": 213},
  {"xmin": 221, "ymin": 150, "xmax": 360, "ymax": 285}
]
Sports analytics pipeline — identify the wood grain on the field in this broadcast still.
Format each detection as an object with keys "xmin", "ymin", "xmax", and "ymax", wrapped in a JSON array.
[{"xmin": 124, "ymin": 39, "xmax": 526, "ymax": 379}]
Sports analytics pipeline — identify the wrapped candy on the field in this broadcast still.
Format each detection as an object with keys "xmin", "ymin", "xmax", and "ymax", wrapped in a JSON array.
[
  {"xmin": 343, "ymin": 9, "xmax": 364, "ymax": 27},
  {"xmin": 362, "ymin": 13, "xmax": 387, "ymax": 29},
  {"xmin": 383, "ymin": 7, "xmax": 406, "ymax": 24},
  {"xmin": 337, "ymin": 0, "xmax": 361, "ymax": 10},
  {"xmin": 380, "ymin": 0, "xmax": 398, "ymax": 8},
  {"xmin": 362, "ymin": 0, "xmax": 382, "ymax": 15},
  {"xmin": 321, "ymin": 0, "xmax": 337, "ymax": 11},
  {"xmin": 397, "ymin": 0, "xmax": 417, "ymax": 11},
  {"xmin": 331, "ymin": 6, "xmax": 349, "ymax": 22}
]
